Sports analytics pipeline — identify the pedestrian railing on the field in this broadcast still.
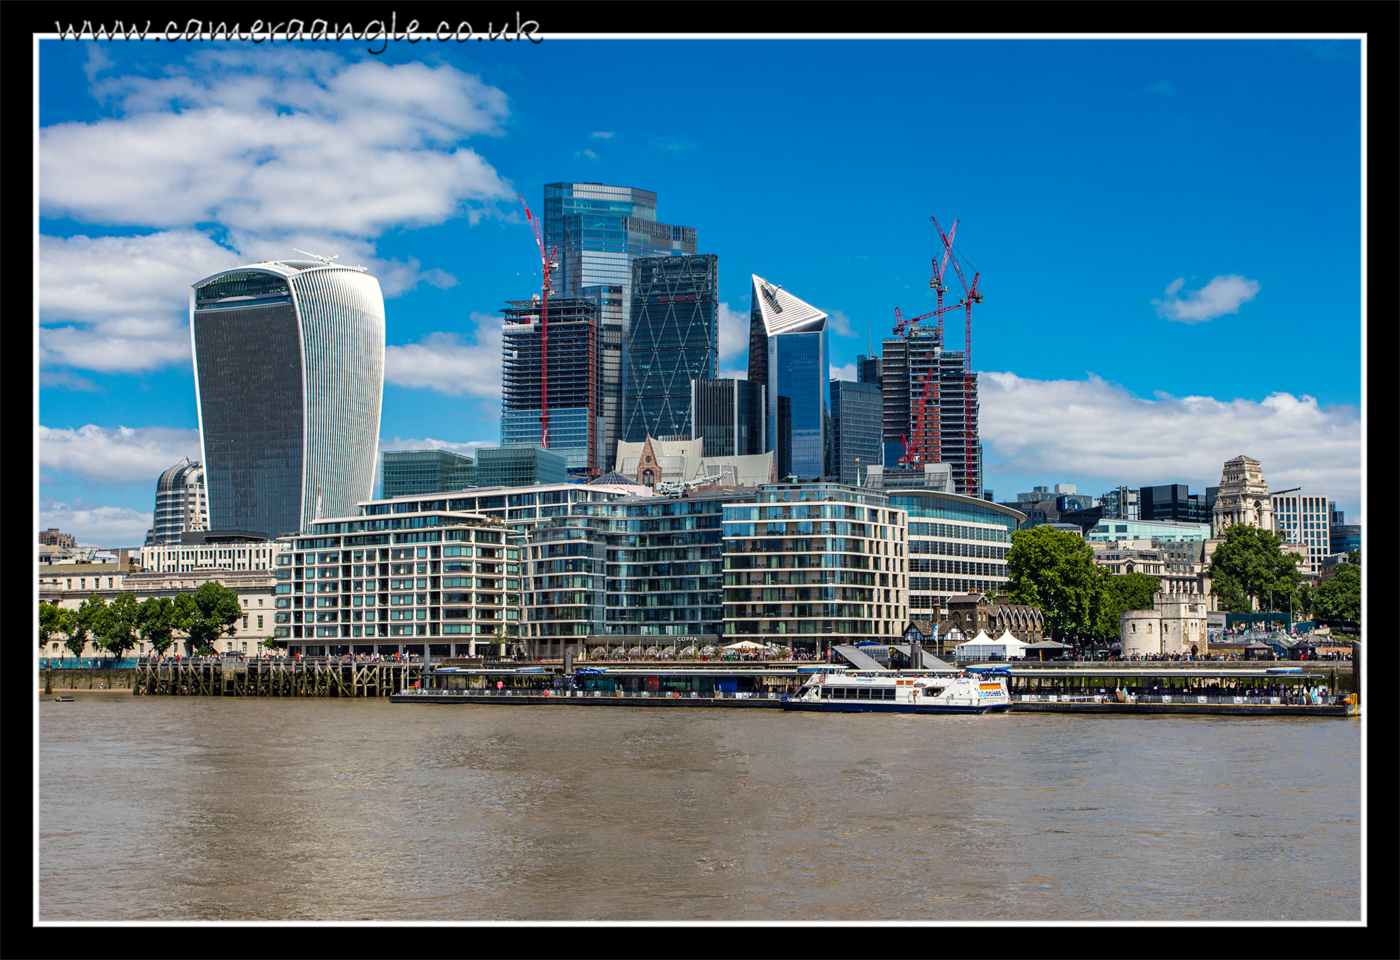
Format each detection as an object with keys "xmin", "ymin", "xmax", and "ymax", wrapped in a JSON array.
[
  {"xmin": 399, "ymin": 688, "xmax": 786, "ymax": 700},
  {"xmin": 1016, "ymin": 693, "xmax": 1345, "ymax": 706}
]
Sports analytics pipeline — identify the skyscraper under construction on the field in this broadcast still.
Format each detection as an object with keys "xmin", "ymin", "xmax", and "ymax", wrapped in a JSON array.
[{"xmin": 880, "ymin": 324, "xmax": 981, "ymax": 497}]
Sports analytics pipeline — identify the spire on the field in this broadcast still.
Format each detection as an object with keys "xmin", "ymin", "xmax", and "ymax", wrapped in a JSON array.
[{"xmin": 314, "ymin": 485, "xmax": 324, "ymax": 521}]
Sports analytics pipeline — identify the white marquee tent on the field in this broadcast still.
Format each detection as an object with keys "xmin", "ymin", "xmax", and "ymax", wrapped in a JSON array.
[{"xmin": 954, "ymin": 629, "xmax": 1030, "ymax": 662}]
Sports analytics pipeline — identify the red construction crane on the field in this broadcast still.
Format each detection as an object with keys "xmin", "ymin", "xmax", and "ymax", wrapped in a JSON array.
[
  {"xmin": 931, "ymin": 214, "xmax": 982, "ymax": 494},
  {"xmin": 518, "ymin": 194, "xmax": 559, "ymax": 449}
]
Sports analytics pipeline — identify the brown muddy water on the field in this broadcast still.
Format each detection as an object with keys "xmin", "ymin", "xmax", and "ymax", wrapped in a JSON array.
[{"xmin": 38, "ymin": 693, "xmax": 1361, "ymax": 922}]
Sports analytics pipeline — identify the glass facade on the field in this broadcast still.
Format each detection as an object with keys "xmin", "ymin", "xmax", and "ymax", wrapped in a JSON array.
[
  {"xmin": 830, "ymin": 380, "xmax": 883, "ymax": 485},
  {"xmin": 879, "ymin": 328, "xmax": 981, "ymax": 496},
  {"xmin": 722, "ymin": 484, "xmax": 909, "ymax": 654},
  {"xmin": 499, "ymin": 295, "xmax": 600, "ymax": 474},
  {"xmin": 381, "ymin": 450, "xmax": 475, "ymax": 499},
  {"xmin": 149, "ymin": 458, "xmax": 208, "ymax": 545},
  {"xmin": 474, "ymin": 446, "xmax": 569, "ymax": 488},
  {"xmin": 887, "ymin": 490, "xmax": 1023, "ymax": 614},
  {"xmin": 624, "ymin": 255, "xmax": 718, "ymax": 443},
  {"xmin": 192, "ymin": 262, "xmax": 384, "ymax": 539},
  {"xmin": 1086, "ymin": 519, "xmax": 1213, "ymax": 543},
  {"xmin": 691, "ymin": 378, "xmax": 765, "ymax": 457},
  {"xmin": 769, "ymin": 330, "xmax": 830, "ymax": 480},
  {"xmin": 543, "ymin": 183, "xmax": 698, "ymax": 468}
]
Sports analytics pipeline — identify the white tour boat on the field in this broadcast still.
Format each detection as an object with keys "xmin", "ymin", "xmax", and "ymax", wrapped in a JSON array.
[{"xmin": 780, "ymin": 668, "xmax": 1011, "ymax": 714}]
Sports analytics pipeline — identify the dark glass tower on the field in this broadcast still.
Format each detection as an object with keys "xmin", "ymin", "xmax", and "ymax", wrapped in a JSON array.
[
  {"xmin": 691, "ymin": 378, "xmax": 765, "ymax": 457},
  {"xmin": 191, "ymin": 259, "xmax": 385, "ymax": 539},
  {"xmin": 830, "ymin": 379, "xmax": 883, "ymax": 485},
  {"xmin": 543, "ymin": 183, "xmax": 698, "ymax": 467},
  {"xmin": 622, "ymin": 255, "xmax": 718, "ymax": 443},
  {"xmin": 749, "ymin": 275, "xmax": 830, "ymax": 481}
]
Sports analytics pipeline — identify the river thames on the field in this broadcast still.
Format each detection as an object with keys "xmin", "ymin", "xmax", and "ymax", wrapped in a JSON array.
[{"xmin": 38, "ymin": 693, "xmax": 1361, "ymax": 922}]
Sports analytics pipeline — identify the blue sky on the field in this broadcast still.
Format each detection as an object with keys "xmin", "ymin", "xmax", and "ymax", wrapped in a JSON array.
[{"xmin": 36, "ymin": 35, "xmax": 1364, "ymax": 545}]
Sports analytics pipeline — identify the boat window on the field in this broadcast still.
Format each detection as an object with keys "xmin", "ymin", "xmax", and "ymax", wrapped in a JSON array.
[
  {"xmin": 882, "ymin": 688, "xmax": 896, "ymax": 700},
  {"xmin": 923, "ymin": 687, "xmax": 946, "ymax": 697},
  {"xmin": 857, "ymin": 688, "xmax": 871, "ymax": 700}
]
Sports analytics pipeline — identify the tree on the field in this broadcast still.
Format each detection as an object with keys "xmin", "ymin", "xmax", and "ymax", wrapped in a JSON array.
[
  {"xmin": 1314, "ymin": 562, "xmax": 1360, "ymax": 623},
  {"xmin": 40, "ymin": 602, "xmax": 71, "ymax": 651},
  {"xmin": 1006, "ymin": 525, "xmax": 1105, "ymax": 642},
  {"xmin": 1206, "ymin": 525, "xmax": 1303, "ymax": 614},
  {"xmin": 68, "ymin": 596, "xmax": 106, "ymax": 659},
  {"xmin": 99, "ymin": 593, "xmax": 142, "ymax": 660},
  {"xmin": 1096, "ymin": 571, "xmax": 1161, "ymax": 640},
  {"xmin": 138, "ymin": 596, "xmax": 179, "ymax": 656},
  {"xmin": 174, "ymin": 581, "xmax": 242, "ymax": 654}
]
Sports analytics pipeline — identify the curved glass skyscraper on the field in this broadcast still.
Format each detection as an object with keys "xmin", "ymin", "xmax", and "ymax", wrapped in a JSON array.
[{"xmin": 191, "ymin": 259, "xmax": 385, "ymax": 539}]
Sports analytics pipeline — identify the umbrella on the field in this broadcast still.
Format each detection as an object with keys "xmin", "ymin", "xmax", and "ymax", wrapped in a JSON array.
[{"xmin": 723, "ymin": 640, "xmax": 765, "ymax": 651}]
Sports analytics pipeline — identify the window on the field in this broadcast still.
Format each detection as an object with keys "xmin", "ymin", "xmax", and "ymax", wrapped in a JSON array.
[
  {"xmin": 242, "ymin": 616, "xmax": 249, "ymax": 629},
  {"xmin": 258, "ymin": 616, "xmax": 264, "ymax": 629}
]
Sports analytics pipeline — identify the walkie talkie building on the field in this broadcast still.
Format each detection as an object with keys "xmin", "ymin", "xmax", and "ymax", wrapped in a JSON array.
[{"xmin": 190, "ymin": 258, "xmax": 385, "ymax": 539}]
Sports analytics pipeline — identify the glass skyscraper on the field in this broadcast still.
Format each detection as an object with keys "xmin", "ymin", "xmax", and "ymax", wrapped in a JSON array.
[
  {"xmin": 542, "ymin": 182, "xmax": 698, "ymax": 466},
  {"xmin": 691, "ymin": 378, "xmax": 765, "ymax": 457},
  {"xmin": 381, "ymin": 449, "xmax": 476, "ymax": 498},
  {"xmin": 830, "ymin": 379, "xmax": 883, "ymax": 485},
  {"xmin": 191, "ymin": 258, "xmax": 385, "ymax": 539},
  {"xmin": 748, "ymin": 275, "xmax": 830, "ymax": 481},
  {"xmin": 623, "ymin": 254, "xmax": 718, "ymax": 443}
]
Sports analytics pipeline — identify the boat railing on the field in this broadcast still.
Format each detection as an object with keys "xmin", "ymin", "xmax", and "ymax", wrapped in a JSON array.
[
  {"xmin": 1014, "ymin": 692, "xmax": 1346, "ymax": 706},
  {"xmin": 400, "ymin": 687, "xmax": 784, "ymax": 700}
]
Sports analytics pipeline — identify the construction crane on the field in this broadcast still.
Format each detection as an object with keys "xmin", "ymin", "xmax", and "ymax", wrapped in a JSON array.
[
  {"xmin": 518, "ymin": 194, "xmax": 559, "ymax": 449},
  {"xmin": 931, "ymin": 214, "xmax": 982, "ymax": 494}
]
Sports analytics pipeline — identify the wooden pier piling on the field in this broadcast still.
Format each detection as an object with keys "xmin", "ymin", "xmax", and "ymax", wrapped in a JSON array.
[{"xmin": 130, "ymin": 658, "xmax": 422, "ymax": 698}]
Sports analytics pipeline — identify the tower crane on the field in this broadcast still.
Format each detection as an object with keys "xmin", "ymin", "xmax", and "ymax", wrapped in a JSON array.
[
  {"xmin": 931, "ymin": 214, "xmax": 982, "ymax": 494},
  {"xmin": 518, "ymin": 194, "xmax": 559, "ymax": 449}
]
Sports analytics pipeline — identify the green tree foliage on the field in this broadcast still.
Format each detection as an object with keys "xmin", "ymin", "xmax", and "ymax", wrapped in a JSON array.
[
  {"xmin": 40, "ymin": 602, "xmax": 71, "ymax": 649},
  {"xmin": 99, "ymin": 592, "xmax": 142, "ymax": 660},
  {"xmin": 1206, "ymin": 525, "xmax": 1303, "ymax": 613},
  {"xmin": 68, "ymin": 596, "xmax": 106, "ymax": 658},
  {"xmin": 174, "ymin": 581, "xmax": 242, "ymax": 654},
  {"xmin": 138, "ymin": 596, "xmax": 179, "ymax": 656},
  {"xmin": 1096, "ymin": 571, "xmax": 1161, "ymax": 639},
  {"xmin": 1314, "ymin": 562, "xmax": 1360, "ymax": 623},
  {"xmin": 1006, "ymin": 525, "xmax": 1105, "ymax": 641}
]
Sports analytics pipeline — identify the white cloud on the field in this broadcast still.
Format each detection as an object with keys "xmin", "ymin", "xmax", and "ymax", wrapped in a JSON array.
[
  {"xmin": 830, "ymin": 362, "xmax": 857, "ymax": 382},
  {"xmin": 39, "ymin": 50, "xmax": 511, "ymax": 374},
  {"xmin": 45, "ymin": 52, "xmax": 513, "ymax": 235},
  {"xmin": 380, "ymin": 437, "xmax": 498, "ymax": 456},
  {"xmin": 591, "ymin": 131, "xmax": 614, "ymax": 139},
  {"xmin": 383, "ymin": 313, "xmax": 502, "ymax": 398},
  {"xmin": 39, "ymin": 424, "xmax": 203, "ymax": 486},
  {"xmin": 828, "ymin": 309, "xmax": 857, "ymax": 337},
  {"xmin": 40, "ymin": 497, "xmax": 153, "ymax": 548},
  {"xmin": 1152, "ymin": 275, "xmax": 1260, "ymax": 324},
  {"xmin": 717, "ymin": 301, "xmax": 749, "ymax": 363},
  {"xmin": 576, "ymin": 148, "xmax": 599, "ymax": 159},
  {"xmin": 716, "ymin": 367, "xmax": 748, "ymax": 381},
  {"xmin": 979, "ymin": 372, "xmax": 1361, "ymax": 512}
]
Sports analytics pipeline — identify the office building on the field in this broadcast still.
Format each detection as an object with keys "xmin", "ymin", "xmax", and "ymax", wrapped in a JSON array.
[
  {"xmin": 885, "ymin": 489, "xmax": 1023, "ymax": 619},
  {"xmin": 543, "ymin": 182, "xmax": 698, "ymax": 468},
  {"xmin": 879, "ymin": 325, "xmax": 981, "ymax": 497},
  {"xmin": 145, "ymin": 457, "xmax": 209, "ymax": 546},
  {"xmin": 747, "ymin": 275, "xmax": 830, "ymax": 480},
  {"xmin": 1329, "ymin": 524, "xmax": 1361, "ymax": 556},
  {"xmin": 623, "ymin": 254, "xmax": 718, "ymax": 444},
  {"xmin": 1100, "ymin": 486, "xmax": 1140, "ymax": 521},
  {"xmin": 474, "ymin": 446, "xmax": 569, "ymax": 488},
  {"xmin": 1087, "ymin": 518, "xmax": 1213, "ymax": 543},
  {"xmin": 39, "ymin": 528, "xmax": 79, "ymax": 549},
  {"xmin": 381, "ymin": 450, "xmax": 475, "ymax": 499},
  {"xmin": 1139, "ymin": 483, "xmax": 1213, "ymax": 525},
  {"xmin": 499, "ymin": 295, "xmax": 602, "ymax": 475},
  {"xmin": 722, "ymin": 483, "xmax": 909, "ymax": 655},
  {"xmin": 141, "ymin": 530, "xmax": 278, "ymax": 574},
  {"xmin": 856, "ymin": 354, "xmax": 883, "ymax": 388},
  {"xmin": 191, "ymin": 258, "xmax": 385, "ymax": 539},
  {"xmin": 1271, "ymin": 491, "xmax": 1343, "ymax": 575},
  {"xmin": 829, "ymin": 379, "xmax": 883, "ymax": 486},
  {"xmin": 691, "ymin": 378, "xmax": 765, "ymax": 458}
]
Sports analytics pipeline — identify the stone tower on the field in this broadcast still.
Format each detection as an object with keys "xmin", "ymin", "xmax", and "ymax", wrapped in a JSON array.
[{"xmin": 1211, "ymin": 455, "xmax": 1274, "ymax": 538}]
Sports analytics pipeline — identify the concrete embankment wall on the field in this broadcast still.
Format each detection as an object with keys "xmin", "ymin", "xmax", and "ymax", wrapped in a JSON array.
[{"xmin": 40, "ymin": 668, "xmax": 135, "ymax": 692}]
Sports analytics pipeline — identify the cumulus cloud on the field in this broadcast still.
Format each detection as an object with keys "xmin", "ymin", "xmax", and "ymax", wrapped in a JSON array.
[
  {"xmin": 383, "ymin": 313, "xmax": 503, "ymax": 398},
  {"xmin": 39, "ymin": 50, "xmax": 511, "ymax": 374},
  {"xmin": 717, "ymin": 301, "xmax": 749, "ymax": 363},
  {"xmin": 1152, "ymin": 275, "xmax": 1260, "ymax": 324},
  {"xmin": 39, "ymin": 424, "xmax": 203, "ymax": 485},
  {"xmin": 591, "ymin": 131, "xmax": 614, "ymax": 138},
  {"xmin": 828, "ymin": 309, "xmax": 857, "ymax": 337},
  {"xmin": 40, "ymin": 497, "xmax": 153, "ymax": 548},
  {"xmin": 717, "ymin": 367, "xmax": 748, "ymax": 382},
  {"xmin": 830, "ymin": 362, "xmax": 857, "ymax": 381},
  {"xmin": 380, "ymin": 437, "xmax": 498, "ymax": 456},
  {"xmin": 44, "ymin": 52, "xmax": 513, "ymax": 234},
  {"xmin": 575, "ymin": 148, "xmax": 599, "ymax": 159},
  {"xmin": 979, "ymin": 371, "xmax": 1361, "ymax": 513}
]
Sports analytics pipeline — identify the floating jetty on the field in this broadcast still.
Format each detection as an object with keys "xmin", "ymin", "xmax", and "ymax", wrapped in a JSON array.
[{"xmin": 131, "ymin": 657, "xmax": 423, "ymax": 698}]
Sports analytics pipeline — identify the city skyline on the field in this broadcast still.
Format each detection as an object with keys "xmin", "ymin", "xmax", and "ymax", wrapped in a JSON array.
[{"xmin": 37, "ymin": 35, "xmax": 1364, "ymax": 544}]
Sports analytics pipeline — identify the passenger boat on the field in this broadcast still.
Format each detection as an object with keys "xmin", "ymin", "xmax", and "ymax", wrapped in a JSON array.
[{"xmin": 779, "ymin": 668, "xmax": 1010, "ymax": 714}]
